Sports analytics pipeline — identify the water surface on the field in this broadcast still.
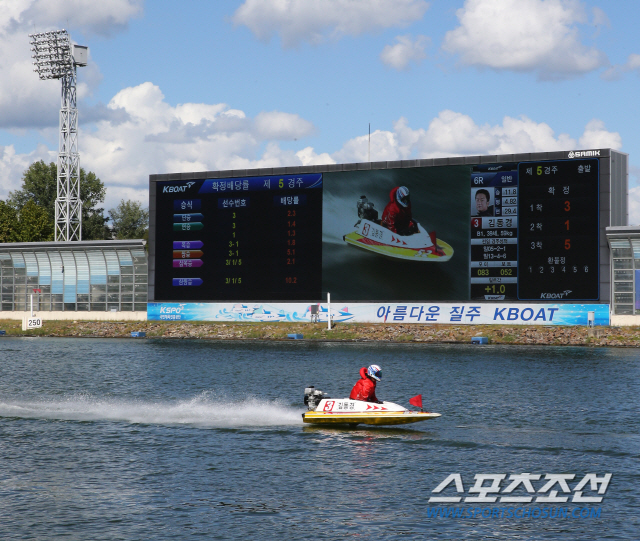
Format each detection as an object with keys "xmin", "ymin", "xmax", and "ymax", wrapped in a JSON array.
[{"xmin": 0, "ymin": 338, "xmax": 638, "ymax": 539}]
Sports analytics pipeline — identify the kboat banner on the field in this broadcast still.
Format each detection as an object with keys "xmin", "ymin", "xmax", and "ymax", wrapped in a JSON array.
[{"xmin": 147, "ymin": 302, "xmax": 609, "ymax": 326}]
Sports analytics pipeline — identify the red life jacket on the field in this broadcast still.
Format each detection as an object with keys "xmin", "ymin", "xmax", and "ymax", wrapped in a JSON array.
[
  {"xmin": 349, "ymin": 366, "xmax": 379, "ymax": 402},
  {"xmin": 381, "ymin": 187, "xmax": 414, "ymax": 234}
]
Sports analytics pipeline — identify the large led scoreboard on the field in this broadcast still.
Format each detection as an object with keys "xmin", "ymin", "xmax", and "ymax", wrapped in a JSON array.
[{"xmin": 149, "ymin": 149, "xmax": 627, "ymax": 304}]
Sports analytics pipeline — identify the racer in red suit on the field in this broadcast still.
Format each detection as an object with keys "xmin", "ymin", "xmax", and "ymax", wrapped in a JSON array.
[
  {"xmin": 381, "ymin": 186, "xmax": 419, "ymax": 235},
  {"xmin": 350, "ymin": 366, "xmax": 383, "ymax": 403}
]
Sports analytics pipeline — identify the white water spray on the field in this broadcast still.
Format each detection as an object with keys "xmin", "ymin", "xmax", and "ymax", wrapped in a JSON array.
[{"xmin": 0, "ymin": 393, "xmax": 302, "ymax": 428}]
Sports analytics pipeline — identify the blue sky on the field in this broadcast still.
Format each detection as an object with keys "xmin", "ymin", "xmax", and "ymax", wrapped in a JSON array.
[{"xmin": 0, "ymin": 0, "xmax": 638, "ymax": 220}]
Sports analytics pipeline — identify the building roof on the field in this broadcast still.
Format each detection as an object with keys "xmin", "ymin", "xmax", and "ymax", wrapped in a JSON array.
[
  {"xmin": 606, "ymin": 226, "xmax": 640, "ymax": 236},
  {"xmin": 0, "ymin": 240, "xmax": 146, "ymax": 250}
]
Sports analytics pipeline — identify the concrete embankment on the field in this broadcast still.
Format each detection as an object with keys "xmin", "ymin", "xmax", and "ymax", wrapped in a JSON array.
[{"xmin": 1, "ymin": 319, "xmax": 640, "ymax": 347}]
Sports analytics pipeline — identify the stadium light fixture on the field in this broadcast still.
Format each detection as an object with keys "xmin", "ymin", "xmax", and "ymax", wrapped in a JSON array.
[{"xmin": 29, "ymin": 30, "xmax": 88, "ymax": 241}]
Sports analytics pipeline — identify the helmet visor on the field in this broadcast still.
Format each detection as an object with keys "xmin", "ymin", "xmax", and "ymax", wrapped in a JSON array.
[{"xmin": 397, "ymin": 187, "xmax": 410, "ymax": 207}]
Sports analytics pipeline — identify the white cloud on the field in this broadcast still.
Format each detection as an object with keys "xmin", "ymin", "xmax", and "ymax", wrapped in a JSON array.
[
  {"xmin": 628, "ymin": 54, "xmax": 640, "ymax": 70},
  {"xmin": 0, "ymin": 143, "xmax": 55, "ymax": 197},
  {"xmin": 591, "ymin": 6, "xmax": 610, "ymax": 34},
  {"xmin": 442, "ymin": 0, "xmax": 607, "ymax": 80},
  {"xmin": 380, "ymin": 34, "xmax": 428, "ymax": 70},
  {"xmin": 578, "ymin": 119, "xmax": 621, "ymax": 149},
  {"xmin": 296, "ymin": 146, "xmax": 335, "ymax": 167},
  {"xmin": 13, "ymin": 0, "xmax": 143, "ymax": 37},
  {"xmin": 232, "ymin": 0, "xmax": 428, "ymax": 47},
  {"xmin": 602, "ymin": 53, "xmax": 640, "ymax": 81},
  {"xmin": 0, "ymin": 0, "xmax": 142, "ymax": 129},
  {"xmin": 76, "ymin": 83, "xmax": 319, "ymax": 208},
  {"xmin": 332, "ymin": 112, "xmax": 621, "ymax": 162},
  {"xmin": 0, "ymin": 86, "xmax": 624, "ymax": 214},
  {"xmin": 254, "ymin": 111, "xmax": 315, "ymax": 140},
  {"xmin": 0, "ymin": 80, "xmax": 323, "ymax": 209},
  {"xmin": 332, "ymin": 129, "xmax": 403, "ymax": 163},
  {"xmin": 0, "ymin": 32, "xmax": 60, "ymax": 128}
]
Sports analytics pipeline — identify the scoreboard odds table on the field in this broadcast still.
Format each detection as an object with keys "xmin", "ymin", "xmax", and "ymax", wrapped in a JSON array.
[{"xmin": 154, "ymin": 174, "xmax": 323, "ymax": 301}]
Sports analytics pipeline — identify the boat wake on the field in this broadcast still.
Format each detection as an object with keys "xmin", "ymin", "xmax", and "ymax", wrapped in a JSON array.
[{"xmin": 0, "ymin": 393, "xmax": 302, "ymax": 428}]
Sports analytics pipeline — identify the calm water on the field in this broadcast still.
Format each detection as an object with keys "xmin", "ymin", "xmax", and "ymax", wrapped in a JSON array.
[{"xmin": 0, "ymin": 338, "xmax": 638, "ymax": 540}]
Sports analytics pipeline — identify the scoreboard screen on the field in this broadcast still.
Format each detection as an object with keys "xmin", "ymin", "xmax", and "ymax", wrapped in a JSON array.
[
  {"xmin": 469, "ymin": 159, "xmax": 599, "ymax": 301},
  {"xmin": 517, "ymin": 159, "xmax": 599, "ymax": 300},
  {"xmin": 152, "ymin": 157, "xmax": 601, "ymax": 302},
  {"xmin": 154, "ymin": 175, "xmax": 323, "ymax": 301}
]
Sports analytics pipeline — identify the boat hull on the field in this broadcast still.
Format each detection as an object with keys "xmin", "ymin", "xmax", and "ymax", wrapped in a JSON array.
[
  {"xmin": 302, "ymin": 411, "xmax": 441, "ymax": 426},
  {"xmin": 343, "ymin": 219, "xmax": 454, "ymax": 262},
  {"xmin": 344, "ymin": 231, "xmax": 453, "ymax": 261}
]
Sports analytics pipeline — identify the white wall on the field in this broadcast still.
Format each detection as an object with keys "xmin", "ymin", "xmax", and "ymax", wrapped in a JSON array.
[
  {"xmin": 0, "ymin": 311, "xmax": 147, "ymax": 321},
  {"xmin": 610, "ymin": 315, "xmax": 640, "ymax": 327}
]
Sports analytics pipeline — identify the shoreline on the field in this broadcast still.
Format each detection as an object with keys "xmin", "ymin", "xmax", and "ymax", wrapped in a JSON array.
[{"xmin": 1, "ymin": 319, "xmax": 639, "ymax": 347}]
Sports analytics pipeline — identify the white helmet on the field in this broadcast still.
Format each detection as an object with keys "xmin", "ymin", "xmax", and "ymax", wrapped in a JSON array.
[
  {"xmin": 396, "ymin": 186, "xmax": 410, "ymax": 207},
  {"xmin": 367, "ymin": 364, "xmax": 382, "ymax": 381}
]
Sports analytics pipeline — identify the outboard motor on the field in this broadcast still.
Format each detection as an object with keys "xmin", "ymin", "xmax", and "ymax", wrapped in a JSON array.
[
  {"xmin": 357, "ymin": 196, "xmax": 379, "ymax": 222},
  {"xmin": 304, "ymin": 386, "xmax": 329, "ymax": 411}
]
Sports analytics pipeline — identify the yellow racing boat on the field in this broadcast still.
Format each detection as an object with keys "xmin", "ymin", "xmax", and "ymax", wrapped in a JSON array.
[
  {"xmin": 342, "ymin": 196, "xmax": 453, "ymax": 262},
  {"xmin": 343, "ymin": 219, "xmax": 454, "ymax": 262},
  {"xmin": 301, "ymin": 387, "xmax": 441, "ymax": 427}
]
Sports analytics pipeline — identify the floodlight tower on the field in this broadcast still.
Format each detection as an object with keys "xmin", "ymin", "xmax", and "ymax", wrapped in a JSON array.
[{"xmin": 29, "ymin": 30, "xmax": 88, "ymax": 241}]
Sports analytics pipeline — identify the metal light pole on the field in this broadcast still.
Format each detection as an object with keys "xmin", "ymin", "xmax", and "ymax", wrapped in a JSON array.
[{"xmin": 29, "ymin": 30, "xmax": 87, "ymax": 241}]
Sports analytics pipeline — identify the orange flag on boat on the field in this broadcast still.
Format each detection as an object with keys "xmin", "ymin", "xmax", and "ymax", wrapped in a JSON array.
[{"xmin": 409, "ymin": 394, "xmax": 423, "ymax": 409}]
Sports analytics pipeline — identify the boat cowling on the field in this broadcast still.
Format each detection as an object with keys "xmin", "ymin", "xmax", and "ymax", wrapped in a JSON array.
[{"xmin": 304, "ymin": 386, "xmax": 330, "ymax": 411}]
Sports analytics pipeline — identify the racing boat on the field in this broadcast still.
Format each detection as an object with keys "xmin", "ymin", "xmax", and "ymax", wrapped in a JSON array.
[
  {"xmin": 301, "ymin": 387, "xmax": 441, "ymax": 427},
  {"xmin": 342, "ymin": 196, "xmax": 453, "ymax": 262}
]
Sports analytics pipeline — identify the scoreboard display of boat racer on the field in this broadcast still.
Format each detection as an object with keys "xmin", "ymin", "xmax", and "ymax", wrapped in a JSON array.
[{"xmin": 150, "ymin": 150, "xmax": 621, "ymax": 303}]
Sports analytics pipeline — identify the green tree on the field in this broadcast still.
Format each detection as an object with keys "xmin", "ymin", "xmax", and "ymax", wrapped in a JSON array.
[
  {"xmin": 0, "ymin": 200, "xmax": 54, "ymax": 243},
  {"xmin": 8, "ymin": 160, "xmax": 110, "ymax": 240},
  {"xmin": 79, "ymin": 169, "xmax": 109, "ymax": 239},
  {"xmin": 8, "ymin": 160, "xmax": 58, "ymax": 215},
  {"xmin": 17, "ymin": 201, "xmax": 54, "ymax": 242},
  {"xmin": 108, "ymin": 200, "xmax": 149, "ymax": 240},
  {"xmin": 0, "ymin": 200, "xmax": 19, "ymax": 243},
  {"xmin": 83, "ymin": 205, "xmax": 111, "ymax": 240}
]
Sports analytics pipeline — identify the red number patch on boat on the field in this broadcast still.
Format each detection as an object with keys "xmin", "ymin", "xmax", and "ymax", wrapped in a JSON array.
[{"xmin": 323, "ymin": 401, "xmax": 335, "ymax": 411}]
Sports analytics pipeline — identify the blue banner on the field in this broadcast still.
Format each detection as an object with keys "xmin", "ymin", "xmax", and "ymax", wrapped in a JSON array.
[{"xmin": 148, "ymin": 302, "xmax": 610, "ymax": 325}]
